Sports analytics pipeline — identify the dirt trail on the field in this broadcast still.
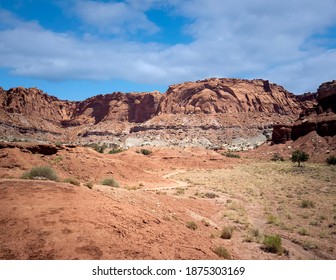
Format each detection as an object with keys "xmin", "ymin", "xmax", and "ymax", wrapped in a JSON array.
[{"xmin": 143, "ymin": 169, "xmax": 189, "ymax": 191}]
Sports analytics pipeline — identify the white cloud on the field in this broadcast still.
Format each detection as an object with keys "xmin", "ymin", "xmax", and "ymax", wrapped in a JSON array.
[
  {"xmin": 0, "ymin": 0, "xmax": 336, "ymax": 93},
  {"xmin": 71, "ymin": 0, "xmax": 159, "ymax": 34}
]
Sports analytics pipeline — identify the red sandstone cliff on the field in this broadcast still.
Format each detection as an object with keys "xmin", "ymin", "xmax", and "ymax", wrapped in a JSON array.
[
  {"xmin": 0, "ymin": 78, "xmax": 317, "ymax": 147},
  {"xmin": 271, "ymin": 80, "xmax": 336, "ymax": 144}
]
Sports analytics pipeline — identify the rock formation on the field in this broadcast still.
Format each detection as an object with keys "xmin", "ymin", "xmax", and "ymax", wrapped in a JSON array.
[
  {"xmin": 0, "ymin": 78, "xmax": 318, "ymax": 149},
  {"xmin": 158, "ymin": 78, "xmax": 305, "ymax": 115},
  {"xmin": 272, "ymin": 80, "xmax": 336, "ymax": 144}
]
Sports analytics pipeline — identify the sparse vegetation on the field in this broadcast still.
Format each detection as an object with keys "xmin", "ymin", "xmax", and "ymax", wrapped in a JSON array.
[
  {"xmin": 224, "ymin": 152, "xmax": 241, "ymax": 158},
  {"xmin": 220, "ymin": 226, "xmax": 234, "ymax": 239},
  {"xmin": 299, "ymin": 227, "xmax": 309, "ymax": 236},
  {"xmin": 270, "ymin": 153, "xmax": 285, "ymax": 162},
  {"xmin": 137, "ymin": 149, "xmax": 152, "ymax": 156},
  {"xmin": 326, "ymin": 155, "xmax": 336, "ymax": 165},
  {"xmin": 101, "ymin": 177, "xmax": 119, "ymax": 188},
  {"xmin": 108, "ymin": 148, "xmax": 124, "ymax": 154},
  {"xmin": 212, "ymin": 246, "xmax": 231, "ymax": 259},
  {"xmin": 204, "ymin": 192, "xmax": 219, "ymax": 199},
  {"xmin": 53, "ymin": 155, "xmax": 63, "ymax": 164},
  {"xmin": 300, "ymin": 199, "xmax": 315, "ymax": 209},
  {"xmin": 267, "ymin": 214, "xmax": 279, "ymax": 225},
  {"xmin": 85, "ymin": 181, "xmax": 93, "ymax": 189},
  {"xmin": 244, "ymin": 228, "xmax": 262, "ymax": 243},
  {"xmin": 21, "ymin": 166, "xmax": 58, "ymax": 181},
  {"xmin": 262, "ymin": 234, "xmax": 283, "ymax": 254},
  {"xmin": 63, "ymin": 178, "xmax": 80, "ymax": 186},
  {"xmin": 86, "ymin": 143, "xmax": 107, "ymax": 153},
  {"xmin": 291, "ymin": 150, "xmax": 309, "ymax": 167},
  {"xmin": 54, "ymin": 141, "xmax": 63, "ymax": 147},
  {"xmin": 174, "ymin": 188, "xmax": 185, "ymax": 195},
  {"xmin": 186, "ymin": 221, "xmax": 198, "ymax": 230}
]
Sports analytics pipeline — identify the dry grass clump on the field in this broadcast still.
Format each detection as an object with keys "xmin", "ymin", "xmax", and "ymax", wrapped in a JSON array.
[
  {"xmin": 300, "ymin": 199, "xmax": 315, "ymax": 209},
  {"xmin": 212, "ymin": 246, "xmax": 231, "ymax": 259},
  {"xmin": 85, "ymin": 181, "xmax": 93, "ymax": 189},
  {"xmin": 21, "ymin": 166, "xmax": 58, "ymax": 181},
  {"xmin": 186, "ymin": 221, "xmax": 198, "ymax": 230},
  {"xmin": 326, "ymin": 155, "xmax": 336, "ymax": 165},
  {"xmin": 220, "ymin": 226, "xmax": 234, "ymax": 239},
  {"xmin": 101, "ymin": 177, "xmax": 119, "ymax": 188},
  {"xmin": 64, "ymin": 178, "xmax": 80, "ymax": 186},
  {"xmin": 204, "ymin": 192, "xmax": 219, "ymax": 199},
  {"xmin": 262, "ymin": 234, "xmax": 283, "ymax": 254}
]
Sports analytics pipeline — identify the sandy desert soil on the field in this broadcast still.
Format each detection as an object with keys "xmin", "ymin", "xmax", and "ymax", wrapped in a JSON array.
[{"xmin": 0, "ymin": 142, "xmax": 335, "ymax": 260}]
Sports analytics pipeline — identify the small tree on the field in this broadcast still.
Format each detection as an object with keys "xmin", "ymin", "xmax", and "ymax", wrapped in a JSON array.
[{"xmin": 291, "ymin": 150, "xmax": 309, "ymax": 167}]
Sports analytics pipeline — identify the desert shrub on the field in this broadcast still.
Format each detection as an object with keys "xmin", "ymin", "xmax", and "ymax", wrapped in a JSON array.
[
  {"xmin": 224, "ymin": 152, "xmax": 240, "ymax": 158},
  {"xmin": 175, "ymin": 188, "xmax": 185, "ymax": 195},
  {"xmin": 262, "ymin": 235, "xmax": 283, "ymax": 254},
  {"xmin": 270, "ymin": 153, "xmax": 285, "ymax": 162},
  {"xmin": 21, "ymin": 166, "xmax": 58, "ymax": 181},
  {"xmin": 299, "ymin": 228, "xmax": 309, "ymax": 236},
  {"xmin": 64, "ymin": 178, "xmax": 80, "ymax": 186},
  {"xmin": 220, "ymin": 226, "xmax": 234, "ymax": 239},
  {"xmin": 101, "ymin": 177, "xmax": 119, "ymax": 188},
  {"xmin": 53, "ymin": 155, "xmax": 63, "ymax": 164},
  {"xmin": 85, "ymin": 181, "xmax": 93, "ymax": 189},
  {"xmin": 137, "ymin": 149, "xmax": 152, "ymax": 156},
  {"xmin": 212, "ymin": 246, "xmax": 231, "ymax": 259},
  {"xmin": 186, "ymin": 221, "xmax": 198, "ymax": 230},
  {"xmin": 108, "ymin": 148, "xmax": 124, "ymax": 154},
  {"xmin": 326, "ymin": 155, "xmax": 336, "ymax": 165},
  {"xmin": 267, "ymin": 214, "xmax": 279, "ymax": 225},
  {"xmin": 86, "ymin": 143, "xmax": 107, "ymax": 153},
  {"xmin": 204, "ymin": 192, "xmax": 219, "ymax": 199},
  {"xmin": 300, "ymin": 199, "xmax": 315, "ymax": 208},
  {"xmin": 244, "ymin": 228, "xmax": 263, "ymax": 243},
  {"xmin": 54, "ymin": 142, "xmax": 63, "ymax": 147},
  {"xmin": 291, "ymin": 150, "xmax": 309, "ymax": 167}
]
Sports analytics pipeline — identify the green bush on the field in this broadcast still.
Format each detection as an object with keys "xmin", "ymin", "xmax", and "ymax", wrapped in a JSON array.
[
  {"xmin": 224, "ymin": 152, "xmax": 240, "ymax": 158},
  {"xmin": 108, "ymin": 148, "xmax": 124, "ymax": 154},
  {"xmin": 212, "ymin": 246, "xmax": 231, "ymax": 259},
  {"xmin": 186, "ymin": 221, "xmax": 198, "ymax": 230},
  {"xmin": 137, "ymin": 149, "xmax": 152, "ymax": 156},
  {"xmin": 270, "ymin": 153, "xmax": 285, "ymax": 162},
  {"xmin": 86, "ymin": 143, "xmax": 107, "ymax": 153},
  {"xmin": 291, "ymin": 150, "xmax": 309, "ymax": 167},
  {"xmin": 262, "ymin": 234, "xmax": 283, "ymax": 254},
  {"xmin": 326, "ymin": 155, "xmax": 336, "ymax": 165},
  {"xmin": 21, "ymin": 166, "xmax": 58, "ymax": 181},
  {"xmin": 220, "ymin": 226, "xmax": 234, "ymax": 239},
  {"xmin": 64, "ymin": 178, "xmax": 80, "ymax": 186},
  {"xmin": 101, "ymin": 177, "xmax": 119, "ymax": 188}
]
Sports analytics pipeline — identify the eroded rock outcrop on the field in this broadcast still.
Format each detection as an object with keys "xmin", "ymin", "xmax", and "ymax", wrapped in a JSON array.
[
  {"xmin": 272, "ymin": 80, "xmax": 336, "ymax": 144},
  {"xmin": 158, "ymin": 78, "xmax": 307, "ymax": 115},
  {"xmin": 0, "ymin": 78, "xmax": 319, "ymax": 148}
]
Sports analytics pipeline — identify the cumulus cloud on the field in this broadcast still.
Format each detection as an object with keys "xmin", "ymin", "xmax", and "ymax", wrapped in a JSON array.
[{"xmin": 0, "ymin": 0, "xmax": 336, "ymax": 93}]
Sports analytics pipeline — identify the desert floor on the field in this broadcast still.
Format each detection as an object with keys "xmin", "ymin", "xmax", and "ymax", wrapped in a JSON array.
[{"xmin": 0, "ymin": 143, "xmax": 335, "ymax": 259}]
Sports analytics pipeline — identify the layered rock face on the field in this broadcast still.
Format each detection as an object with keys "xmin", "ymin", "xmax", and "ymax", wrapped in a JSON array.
[
  {"xmin": 158, "ymin": 78, "xmax": 305, "ymax": 115},
  {"xmin": 63, "ymin": 91, "xmax": 161, "ymax": 126},
  {"xmin": 272, "ymin": 80, "xmax": 336, "ymax": 144},
  {"xmin": 0, "ymin": 86, "xmax": 75, "ymax": 122},
  {"xmin": 0, "ymin": 78, "xmax": 317, "ymax": 148}
]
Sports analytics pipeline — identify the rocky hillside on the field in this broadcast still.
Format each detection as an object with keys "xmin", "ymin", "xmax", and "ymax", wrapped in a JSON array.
[
  {"xmin": 272, "ymin": 80, "xmax": 336, "ymax": 144},
  {"xmin": 0, "ymin": 78, "xmax": 317, "ymax": 149},
  {"xmin": 159, "ymin": 78, "xmax": 304, "ymax": 115}
]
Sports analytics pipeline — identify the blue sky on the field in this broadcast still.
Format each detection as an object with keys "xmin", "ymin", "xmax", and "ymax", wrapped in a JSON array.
[{"xmin": 0, "ymin": 0, "xmax": 335, "ymax": 101}]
